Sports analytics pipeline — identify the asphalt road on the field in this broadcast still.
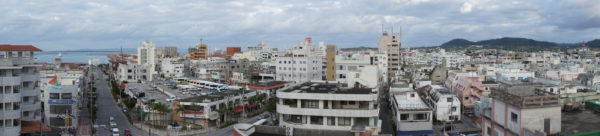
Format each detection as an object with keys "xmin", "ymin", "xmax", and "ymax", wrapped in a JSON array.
[
  {"xmin": 92, "ymin": 67, "xmax": 149, "ymax": 136},
  {"xmin": 379, "ymin": 86, "xmax": 395, "ymax": 135}
]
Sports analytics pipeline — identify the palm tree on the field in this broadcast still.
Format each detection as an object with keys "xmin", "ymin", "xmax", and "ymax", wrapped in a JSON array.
[{"xmin": 174, "ymin": 104, "xmax": 186, "ymax": 122}]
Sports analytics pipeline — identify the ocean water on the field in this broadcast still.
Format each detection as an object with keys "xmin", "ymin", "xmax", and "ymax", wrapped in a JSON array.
[{"xmin": 35, "ymin": 51, "xmax": 133, "ymax": 64}]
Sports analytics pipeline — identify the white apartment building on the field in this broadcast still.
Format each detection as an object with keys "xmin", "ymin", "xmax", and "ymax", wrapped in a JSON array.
[
  {"xmin": 40, "ymin": 72, "xmax": 82, "ymax": 128},
  {"xmin": 117, "ymin": 63, "xmax": 152, "ymax": 83},
  {"xmin": 160, "ymin": 58, "xmax": 185, "ymax": 78},
  {"xmin": 247, "ymin": 42, "xmax": 278, "ymax": 60},
  {"xmin": 335, "ymin": 54, "xmax": 387, "ymax": 88},
  {"xmin": 0, "ymin": 45, "xmax": 43, "ymax": 136},
  {"xmin": 174, "ymin": 89, "xmax": 256, "ymax": 126},
  {"xmin": 137, "ymin": 40, "xmax": 157, "ymax": 81},
  {"xmin": 431, "ymin": 49, "xmax": 471, "ymax": 68},
  {"xmin": 496, "ymin": 68, "xmax": 535, "ymax": 81},
  {"xmin": 277, "ymin": 81, "xmax": 380, "ymax": 133},
  {"xmin": 417, "ymin": 85, "xmax": 461, "ymax": 122},
  {"xmin": 275, "ymin": 56, "xmax": 322, "ymax": 83},
  {"xmin": 391, "ymin": 89, "xmax": 435, "ymax": 135},
  {"xmin": 480, "ymin": 84, "xmax": 561, "ymax": 136}
]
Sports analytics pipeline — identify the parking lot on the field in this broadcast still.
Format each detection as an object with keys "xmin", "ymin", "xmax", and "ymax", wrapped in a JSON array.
[{"xmin": 125, "ymin": 82, "xmax": 171, "ymax": 106}]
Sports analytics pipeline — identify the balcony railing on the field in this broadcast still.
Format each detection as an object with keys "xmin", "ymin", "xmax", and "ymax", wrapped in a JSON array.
[
  {"xmin": 0, "ymin": 57, "xmax": 34, "ymax": 66},
  {"xmin": 277, "ymin": 104, "xmax": 378, "ymax": 117}
]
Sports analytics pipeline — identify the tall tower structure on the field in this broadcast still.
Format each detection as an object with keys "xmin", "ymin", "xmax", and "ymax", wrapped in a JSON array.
[
  {"xmin": 377, "ymin": 31, "xmax": 402, "ymax": 82},
  {"xmin": 137, "ymin": 40, "xmax": 157, "ymax": 81}
]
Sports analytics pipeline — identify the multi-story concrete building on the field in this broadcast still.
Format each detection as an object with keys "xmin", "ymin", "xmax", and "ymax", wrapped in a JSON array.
[
  {"xmin": 334, "ymin": 54, "xmax": 386, "ymax": 88},
  {"xmin": 480, "ymin": 82, "xmax": 561, "ymax": 136},
  {"xmin": 40, "ymin": 72, "xmax": 82, "ymax": 128},
  {"xmin": 173, "ymin": 89, "xmax": 256, "ymax": 127},
  {"xmin": 189, "ymin": 43, "xmax": 208, "ymax": 60},
  {"xmin": 274, "ymin": 57, "xmax": 322, "ymax": 83},
  {"xmin": 277, "ymin": 81, "xmax": 380, "ymax": 134},
  {"xmin": 226, "ymin": 47, "xmax": 242, "ymax": 57},
  {"xmin": 390, "ymin": 88, "xmax": 434, "ymax": 135},
  {"xmin": 161, "ymin": 46, "xmax": 179, "ymax": 58},
  {"xmin": 247, "ymin": 42, "xmax": 278, "ymax": 60},
  {"xmin": 39, "ymin": 57, "xmax": 84, "ymax": 130},
  {"xmin": 137, "ymin": 40, "xmax": 157, "ymax": 81},
  {"xmin": 417, "ymin": 85, "xmax": 461, "ymax": 122},
  {"xmin": 378, "ymin": 31, "xmax": 402, "ymax": 82},
  {"xmin": 160, "ymin": 58, "xmax": 185, "ymax": 78},
  {"xmin": 0, "ymin": 45, "xmax": 43, "ymax": 136},
  {"xmin": 117, "ymin": 62, "xmax": 152, "ymax": 82}
]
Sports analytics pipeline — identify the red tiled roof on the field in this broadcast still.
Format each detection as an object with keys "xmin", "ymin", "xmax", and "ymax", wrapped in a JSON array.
[
  {"xmin": 61, "ymin": 63, "xmax": 82, "ymax": 69},
  {"xmin": 0, "ymin": 45, "xmax": 42, "ymax": 52},
  {"xmin": 20, "ymin": 121, "xmax": 52, "ymax": 133}
]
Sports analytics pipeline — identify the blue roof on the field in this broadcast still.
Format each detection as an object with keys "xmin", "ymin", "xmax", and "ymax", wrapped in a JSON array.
[{"xmin": 397, "ymin": 130, "xmax": 435, "ymax": 135}]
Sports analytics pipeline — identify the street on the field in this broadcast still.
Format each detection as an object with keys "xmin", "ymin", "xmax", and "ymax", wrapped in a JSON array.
[
  {"xmin": 379, "ymin": 86, "xmax": 395, "ymax": 135},
  {"xmin": 92, "ymin": 66, "xmax": 149, "ymax": 136}
]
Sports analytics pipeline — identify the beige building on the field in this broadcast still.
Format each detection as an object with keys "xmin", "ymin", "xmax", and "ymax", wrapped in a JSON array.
[
  {"xmin": 189, "ymin": 44, "xmax": 208, "ymax": 60},
  {"xmin": 378, "ymin": 32, "xmax": 402, "ymax": 82},
  {"xmin": 325, "ymin": 45, "xmax": 336, "ymax": 81}
]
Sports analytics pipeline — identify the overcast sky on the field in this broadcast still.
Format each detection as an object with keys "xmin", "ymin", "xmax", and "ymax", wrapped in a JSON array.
[{"xmin": 1, "ymin": 0, "xmax": 599, "ymax": 51}]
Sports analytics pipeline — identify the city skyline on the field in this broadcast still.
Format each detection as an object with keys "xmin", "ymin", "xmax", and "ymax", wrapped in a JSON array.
[{"xmin": 1, "ymin": 0, "xmax": 599, "ymax": 51}]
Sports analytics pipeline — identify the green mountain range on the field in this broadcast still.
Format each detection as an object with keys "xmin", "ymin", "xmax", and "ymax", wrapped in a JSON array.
[{"xmin": 439, "ymin": 37, "xmax": 600, "ymax": 51}]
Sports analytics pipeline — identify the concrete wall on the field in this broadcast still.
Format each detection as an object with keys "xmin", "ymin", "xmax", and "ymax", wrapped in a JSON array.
[
  {"xmin": 493, "ymin": 100, "xmax": 506, "ymax": 127},
  {"xmin": 520, "ymin": 106, "xmax": 561, "ymax": 135}
]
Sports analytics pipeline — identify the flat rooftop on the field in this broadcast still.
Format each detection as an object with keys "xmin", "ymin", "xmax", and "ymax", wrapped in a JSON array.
[
  {"xmin": 249, "ymin": 81, "xmax": 288, "ymax": 87},
  {"xmin": 179, "ymin": 89, "xmax": 252, "ymax": 103},
  {"xmin": 280, "ymin": 82, "xmax": 372, "ymax": 94},
  {"xmin": 394, "ymin": 92, "xmax": 430, "ymax": 110}
]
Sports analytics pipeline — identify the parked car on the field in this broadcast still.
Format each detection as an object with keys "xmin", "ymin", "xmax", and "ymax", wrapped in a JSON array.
[{"xmin": 165, "ymin": 96, "xmax": 177, "ymax": 102}]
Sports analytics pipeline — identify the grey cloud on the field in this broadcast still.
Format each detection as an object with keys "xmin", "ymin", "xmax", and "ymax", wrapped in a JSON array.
[{"xmin": 0, "ymin": 0, "xmax": 598, "ymax": 50}]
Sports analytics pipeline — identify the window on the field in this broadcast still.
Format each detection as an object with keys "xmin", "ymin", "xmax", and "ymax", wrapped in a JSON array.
[
  {"xmin": 400, "ymin": 114, "xmax": 409, "ymax": 120},
  {"xmin": 0, "ymin": 120, "xmax": 3, "ymax": 127},
  {"xmin": 447, "ymin": 98, "xmax": 453, "ymax": 102},
  {"xmin": 511, "ymin": 112, "xmax": 518, "ymax": 122},
  {"xmin": 410, "ymin": 93, "xmax": 415, "ymax": 97},
  {"xmin": 13, "ymin": 119, "xmax": 19, "ymax": 126},
  {"xmin": 13, "ymin": 86, "xmax": 19, "ymax": 93},
  {"xmin": 302, "ymin": 100, "xmax": 319, "ymax": 108},
  {"xmin": 451, "ymin": 107, "xmax": 457, "ymax": 112},
  {"xmin": 338, "ymin": 74, "xmax": 346, "ymax": 79},
  {"xmin": 338, "ymin": 117, "xmax": 351, "ymax": 126},
  {"xmin": 464, "ymin": 97, "xmax": 469, "ymax": 100},
  {"xmin": 415, "ymin": 113, "xmax": 428, "ymax": 120},
  {"xmin": 327, "ymin": 117, "xmax": 336, "ymax": 126},
  {"xmin": 13, "ymin": 103, "xmax": 19, "ymax": 110},
  {"xmin": 487, "ymin": 127, "xmax": 492, "ymax": 135},
  {"xmin": 0, "ymin": 103, "xmax": 3, "ymax": 110},
  {"xmin": 50, "ymin": 93, "xmax": 60, "ymax": 99},
  {"xmin": 62, "ymin": 93, "xmax": 73, "ymax": 99},
  {"xmin": 310, "ymin": 116, "xmax": 323, "ymax": 125},
  {"xmin": 50, "ymin": 105, "xmax": 72, "ymax": 114}
]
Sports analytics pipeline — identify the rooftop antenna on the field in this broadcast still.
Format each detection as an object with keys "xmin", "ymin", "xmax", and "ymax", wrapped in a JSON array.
[{"xmin": 381, "ymin": 23, "xmax": 384, "ymax": 34}]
